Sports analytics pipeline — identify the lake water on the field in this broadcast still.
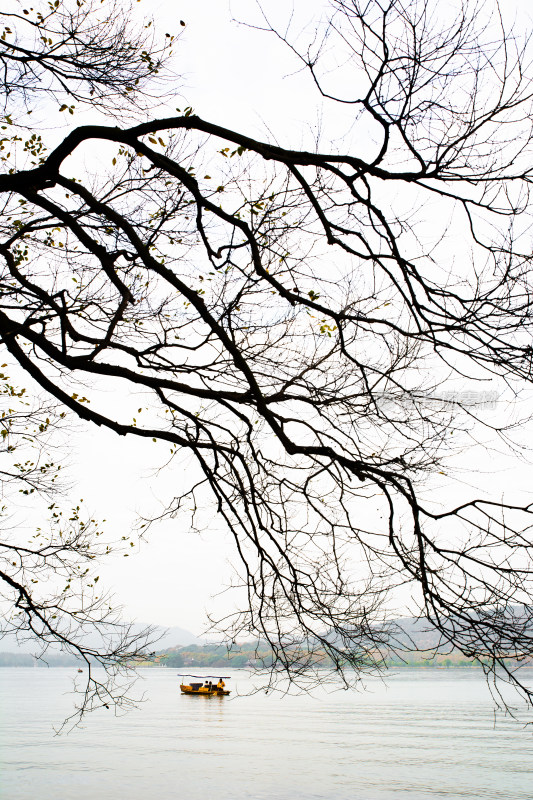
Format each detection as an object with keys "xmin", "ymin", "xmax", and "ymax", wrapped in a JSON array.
[{"xmin": 1, "ymin": 667, "xmax": 532, "ymax": 799}]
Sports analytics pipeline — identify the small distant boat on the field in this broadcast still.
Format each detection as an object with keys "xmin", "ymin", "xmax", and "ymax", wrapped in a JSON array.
[
  {"xmin": 77, "ymin": 668, "xmax": 83, "ymax": 673},
  {"xmin": 178, "ymin": 675, "xmax": 231, "ymax": 696}
]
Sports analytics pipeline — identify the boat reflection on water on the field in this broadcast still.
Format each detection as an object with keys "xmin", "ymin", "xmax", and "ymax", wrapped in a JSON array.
[{"xmin": 178, "ymin": 675, "xmax": 231, "ymax": 696}]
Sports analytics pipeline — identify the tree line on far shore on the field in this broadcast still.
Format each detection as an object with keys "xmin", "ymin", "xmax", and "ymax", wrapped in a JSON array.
[{"xmin": 0, "ymin": 643, "xmax": 517, "ymax": 670}]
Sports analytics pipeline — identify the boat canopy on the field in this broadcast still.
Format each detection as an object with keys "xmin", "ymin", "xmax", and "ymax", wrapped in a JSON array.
[{"xmin": 177, "ymin": 674, "xmax": 231, "ymax": 679}]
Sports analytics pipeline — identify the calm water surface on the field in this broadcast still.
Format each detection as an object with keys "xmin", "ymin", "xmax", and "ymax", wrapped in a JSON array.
[{"xmin": 1, "ymin": 667, "xmax": 532, "ymax": 799}]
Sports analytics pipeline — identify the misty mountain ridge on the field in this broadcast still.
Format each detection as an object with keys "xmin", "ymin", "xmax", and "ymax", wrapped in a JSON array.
[
  {"xmin": 0, "ymin": 622, "xmax": 202, "ymax": 657},
  {"xmin": 3, "ymin": 608, "xmax": 531, "ymax": 666}
]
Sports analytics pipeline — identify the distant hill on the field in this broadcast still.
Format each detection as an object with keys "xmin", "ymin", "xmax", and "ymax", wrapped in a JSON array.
[
  {"xmin": 4, "ymin": 613, "xmax": 529, "ymax": 669},
  {"xmin": 148, "ymin": 625, "xmax": 203, "ymax": 649},
  {"xmin": 0, "ymin": 622, "xmax": 201, "ymax": 661},
  {"xmin": 0, "ymin": 651, "xmax": 83, "ymax": 667}
]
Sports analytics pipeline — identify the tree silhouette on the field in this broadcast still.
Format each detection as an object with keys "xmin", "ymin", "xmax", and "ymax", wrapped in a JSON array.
[{"xmin": 1, "ymin": 0, "xmax": 533, "ymax": 713}]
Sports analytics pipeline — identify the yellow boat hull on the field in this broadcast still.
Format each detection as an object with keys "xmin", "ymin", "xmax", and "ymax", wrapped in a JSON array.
[{"xmin": 180, "ymin": 684, "xmax": 230, "ymax": 696}]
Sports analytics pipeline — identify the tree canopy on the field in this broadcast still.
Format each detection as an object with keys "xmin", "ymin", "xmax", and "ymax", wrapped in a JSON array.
[{"xmin": 2, "ymin": 0, "xmax": 533, "ymax": 716}]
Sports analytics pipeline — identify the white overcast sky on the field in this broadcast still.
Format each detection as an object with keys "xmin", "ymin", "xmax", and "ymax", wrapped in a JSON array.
[{"xmin": 44, "ymin": 0, "xmax": 533, "ymax": 637}]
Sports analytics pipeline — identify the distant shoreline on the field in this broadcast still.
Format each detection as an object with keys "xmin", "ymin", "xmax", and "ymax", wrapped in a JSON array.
[{"xmin": 0, "ymin": 650, "xmax": 521, "ymax": 670}]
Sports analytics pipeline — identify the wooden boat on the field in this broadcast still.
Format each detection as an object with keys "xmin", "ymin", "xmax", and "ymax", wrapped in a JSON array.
[{"xmin": 178, "ymin": 675, "xmax": 231, "ymax": 696}]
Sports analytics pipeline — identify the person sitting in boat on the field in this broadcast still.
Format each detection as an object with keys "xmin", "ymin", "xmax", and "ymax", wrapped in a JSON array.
[{"xmin": 217, "ymin": 678, "xmax": 225, "ymax": 690}]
